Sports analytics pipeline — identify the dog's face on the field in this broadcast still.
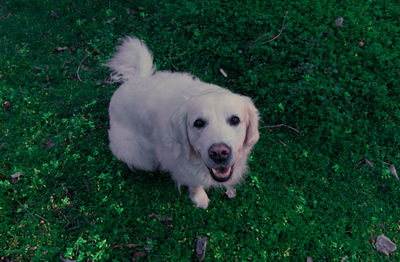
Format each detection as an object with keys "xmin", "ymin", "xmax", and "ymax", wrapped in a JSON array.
[{"xmin": 185, "ymin": 92, "xmax": 259, "ymax": 182}]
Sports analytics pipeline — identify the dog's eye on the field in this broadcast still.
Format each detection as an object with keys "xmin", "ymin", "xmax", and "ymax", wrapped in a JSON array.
[
  {"xmin": 228, "ymin": 115, "xmax": 240, "ymax": 126},
  {"xmin": 193, "ymin": 119, "xmax": 206, "ymax": 128}
]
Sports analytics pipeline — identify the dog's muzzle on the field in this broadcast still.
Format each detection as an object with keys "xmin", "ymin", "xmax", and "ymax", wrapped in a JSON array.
[
  {"xmin": 207, "ymin": 165, "xmax": 234, "ymax": 182},
  {"xmin": 206, "ymin": 143, "xmax": 234, "ymax": 182}
]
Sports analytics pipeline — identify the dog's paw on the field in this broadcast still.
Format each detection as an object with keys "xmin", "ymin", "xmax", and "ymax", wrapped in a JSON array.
[
  {"xmin": 189, "ymin": 186, "xmax": 210, "ymax": 209},
  {"xmin": 225, "ymin": 186, "xmax": 236, "ymax": 198}
]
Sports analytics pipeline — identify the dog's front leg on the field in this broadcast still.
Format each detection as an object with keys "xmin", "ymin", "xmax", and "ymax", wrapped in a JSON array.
[
  {"xmin": 225, "ymin": 185, "xmax": 236, "ymax": 198},
  {"xmin": 189, "ymin": 186, "xmax": 209, "ymax": 209}
]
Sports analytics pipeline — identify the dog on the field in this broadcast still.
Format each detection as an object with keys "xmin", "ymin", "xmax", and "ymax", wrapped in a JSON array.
[{"xmin": 107, "ymin": 36, "xmax": 259, "ymax": 208}]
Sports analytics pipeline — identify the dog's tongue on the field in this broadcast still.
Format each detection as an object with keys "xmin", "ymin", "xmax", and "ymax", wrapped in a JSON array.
[{"xmin": 212, "ymin": 167, "xmax": 231, "ymax": 179}]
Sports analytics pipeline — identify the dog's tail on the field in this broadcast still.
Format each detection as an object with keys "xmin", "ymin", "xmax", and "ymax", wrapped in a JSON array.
[{"xmin": 106, "ymin": 36, "xmax": 156, "ymax": 82}]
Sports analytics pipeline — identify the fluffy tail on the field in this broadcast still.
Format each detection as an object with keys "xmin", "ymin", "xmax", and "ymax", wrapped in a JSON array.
[{"xmin": 106, "ymin": 36, "xmax": 156, "ymax": 82}]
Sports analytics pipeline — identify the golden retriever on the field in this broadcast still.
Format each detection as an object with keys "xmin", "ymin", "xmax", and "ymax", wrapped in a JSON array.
[{"xmin": 107, "ymin": 37, "xmax": 259, "ymax": 208}]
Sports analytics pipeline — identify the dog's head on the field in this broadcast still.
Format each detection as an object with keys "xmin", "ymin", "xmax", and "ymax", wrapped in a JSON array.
[{"xmin": 170, "ymin": 91, "xmax": 259, "ymax": 183}]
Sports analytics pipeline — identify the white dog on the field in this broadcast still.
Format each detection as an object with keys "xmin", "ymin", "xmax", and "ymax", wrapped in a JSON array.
[{"xmin": 107, "ymin": 37, "xmax": 259, "ymax": 208}]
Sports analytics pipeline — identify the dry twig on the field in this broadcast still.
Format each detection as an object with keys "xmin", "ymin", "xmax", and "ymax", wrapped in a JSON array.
[
  {"xmin": 76, "ymin": 54, "xmax": 88, "ymax": 82},
  {"xmin": 168, "ymin": 54, "xmax": 179, "ymax": 71},
  {"xmin": 260, "ymin": 123, "xmax": 300, "ymax": 134},
  {"xmin": 17, "ymin": 201, "xmax": 48, "ymax": 222},
  {"xmin": 276, "ymin": 138, "xmax": 287, "ymax": 147},
  {"xmin": 249, "ymin": 10, "xmax": 288, "ymax": 49},
  {"xmin": 167, "ymin": 51, "xmax": 187, "ymax": 71},
  {"xmin": 262, "ymin": 11, "xmax": 288, "ymax": 44}
]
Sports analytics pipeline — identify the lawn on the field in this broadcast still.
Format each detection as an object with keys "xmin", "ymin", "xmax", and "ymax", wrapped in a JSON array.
[{"xmin": 1, "ymin": 0, "xmax": 400, "ymax": 261}]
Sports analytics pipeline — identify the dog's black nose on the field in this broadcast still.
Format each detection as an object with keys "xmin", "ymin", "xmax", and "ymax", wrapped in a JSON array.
[{"xmin": 208, "ymin": 143, "xmax": 231, "ymax": 164}]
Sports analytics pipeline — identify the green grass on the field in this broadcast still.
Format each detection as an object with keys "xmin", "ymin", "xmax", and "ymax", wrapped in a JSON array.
[{"xmin": 1, "ymin": 0, "xmax": 400, "ymax": 261}]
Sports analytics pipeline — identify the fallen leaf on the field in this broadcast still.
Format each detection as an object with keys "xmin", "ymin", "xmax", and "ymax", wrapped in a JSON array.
[
  {"xmin": 0, "ymin": 142, "xmax": 9, "ymax": 149},
  {"xmin": 50, "ymin": 10, "xmax": 58, "ymax": 18},
  {"xmin": 149, "ymin": 213, "xmax": 161, "ymax": 220},
  {"xmin": 41, "ymin": 140, "xmax": 55, "ymax": 149},
  {"xmin": 0, "ymin": 257, "xmax": 18, "ymax": 262},
  {"xmin": 161, "ymin": 216, "xmax": 172, "ymax": 223},
  {"xmin": 376, "ymin": 234, "xmax": 397, "ymax": 255},
  {"xmin": 1, "ymin": 13, "xmax": 11, "ymax": 19},
  {"xmin": 127, "ymin": 243, "xmax": 140, "ymax": 248},
  {"xmin": 59, "ymin": 256, "xmax": 77, "ymax": 262},
  {"xmin": 106, "ymin": 17, "xmax": 115, "ymax": 24},
  {"xmin": 365, "ymin": 159, "xmax": 374, "ymax": 168},
  {"xmin": 2, "ymin": 101, "xmax": 12, "ymax": 110},
  {"xmin": 219, "ymin": 68, "xmax": 228, "ymax": 78},
  {"xmin": 56, "ymin": 46, "xmax": 68, "ymax": 52},
  {"xmin": 322, "ymin": 28, "xmax": 331, "ymax": 38},
  {"xmin": 111, "ymin": 244, "xmax": 123, "ymax": 249},
  {"xmin": 83, "ymin": 181, "xmax": 91, "ymax": 191},
  {"xmin": 11, "ymin": 172, "xmax": 22, "ymax": 184},
  {"xmin": 335, "ymin": 17, "xmax": 344, "ymax": 27},
  {"xmin": 132, "ymin": 252, "xmax": 147, "ymax": 262},
  {"xmin": 196, "ymin": 236, "xmax": 207, "ymax": 261},
  {"xmin": 389, "ymin": 164, "xmax": 399, "ymax": 180},
  {"xmin": 149, "ymin": 213, "xmax": 172, "ymax": 224}
]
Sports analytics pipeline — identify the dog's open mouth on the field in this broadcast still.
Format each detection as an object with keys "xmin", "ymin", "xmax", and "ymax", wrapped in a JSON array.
[{"xmin": 208, "ymin": 166, "xmax": 234, "ymax": 182}]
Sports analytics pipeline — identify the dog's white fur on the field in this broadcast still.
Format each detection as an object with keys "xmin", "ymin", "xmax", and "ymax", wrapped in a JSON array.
[{"xmin": 107, "ymin": 37, "xmax": 259, "ymax": 208}]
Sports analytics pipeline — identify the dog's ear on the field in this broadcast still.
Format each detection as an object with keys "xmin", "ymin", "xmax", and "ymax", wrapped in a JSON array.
[
  {"xmin": 242, "ymin": 96, "xmax": 260, "ymax": 151},
  {"xmin": 167, "ymin": 107, "xmax": 190, "ymax": 159}
]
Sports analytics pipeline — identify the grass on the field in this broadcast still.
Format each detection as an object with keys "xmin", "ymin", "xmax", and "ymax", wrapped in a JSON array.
[{"xmin": 1, "ymin": 0, "xmax": 400, "ymax": 261}]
